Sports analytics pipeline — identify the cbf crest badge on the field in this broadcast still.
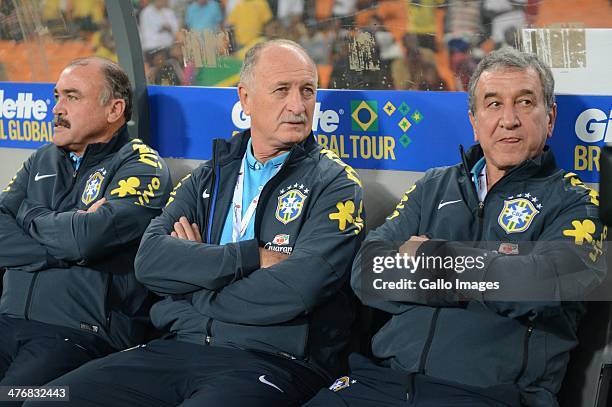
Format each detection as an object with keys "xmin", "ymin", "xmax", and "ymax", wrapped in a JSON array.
[
  {"xmin": 276, "ymin": 184, "xmax": 309, "ymax": 224},
  {"xmin": 81, "ymin": 170, "xmax": 105, "ymax": 206},
  {"xmin": 498, "ymin": 196, "xmax": 540, "ymax": 234}
]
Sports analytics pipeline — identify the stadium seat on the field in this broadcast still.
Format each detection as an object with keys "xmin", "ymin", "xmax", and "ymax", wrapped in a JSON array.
[{"xmin": 559, "ymin": 242, "xmax": 612, "ymax": 407}]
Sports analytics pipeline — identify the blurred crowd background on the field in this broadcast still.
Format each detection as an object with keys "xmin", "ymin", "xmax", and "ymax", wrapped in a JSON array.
[{"xmin": 0, "ymin": 0, "xmax": 610, "ymax": 91}]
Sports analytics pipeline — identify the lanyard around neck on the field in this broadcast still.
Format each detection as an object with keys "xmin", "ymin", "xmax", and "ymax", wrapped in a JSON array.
[{"xmin": 231, "ymin": 154, "xmax": 281, "ymax": 242}]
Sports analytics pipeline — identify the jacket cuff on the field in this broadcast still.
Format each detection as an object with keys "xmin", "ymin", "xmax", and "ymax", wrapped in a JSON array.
[
  {"xmin": 16, "ymin": 200, "xmax": 46, "ymax": 232},
  {"xmin": 417, "ymin": 239, "xmax": 470, "ymax": 304},
  {"xmin": 236, "ymin": 238, "xmax": 260, "ymax": 280},
  {"xmin": 417, "ymin": 238, "xmax": 450, "ymax": 258},
  {"xmin": 419, "ymin": 239, "xmax": 487, "ymax": 303}
]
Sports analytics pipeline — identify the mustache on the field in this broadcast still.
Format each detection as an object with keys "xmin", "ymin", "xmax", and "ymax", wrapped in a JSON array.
[
  {"xmin": 54, "ymin": 116, "xmax": 71, "ymax": 128},
  {"xmin": 281, "ymin": 114, "xmax": 307, "ymax": 124}
]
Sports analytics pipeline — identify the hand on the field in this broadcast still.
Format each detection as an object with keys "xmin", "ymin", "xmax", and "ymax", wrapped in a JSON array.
[
  {"xmin": 170, "ymin": 216, "xmax": 202, "ymax": 242},
  {"xmin": 398, "ymin": 235, "xmax": 429, "ymax": 257},
  {"xmin": 259, "ymin": 248, "xmax": 289, "ymax": 268},
  {"xmin": 77, "ymin": 197, "xmax": 107, "ymax": 214}
]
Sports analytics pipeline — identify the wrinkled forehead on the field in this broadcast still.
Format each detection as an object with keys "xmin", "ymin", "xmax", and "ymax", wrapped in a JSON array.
[
  {"xmin": 479, "ymin": 66, "xmax": 542, "ymax": 87},
  {"xmin": 56, "ymin": 63, "xmax": 104, "ymax": 94},
  {"xmin": 255, "ymin": 45, "xmax": 318, "ymax": 84},
  {"xmin": 475, "ymin": 67, "xmax": 544, "ymax": 98}
]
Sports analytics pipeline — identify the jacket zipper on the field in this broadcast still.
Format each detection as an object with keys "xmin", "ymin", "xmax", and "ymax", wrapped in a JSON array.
[
  {"xmin": 55, "ymin": 149, "xmax": 89, "ymax": 209},
  {"xmin": 24, "ymin": 274, "xmax": 38, "ymax": 320},
  {"xmin": 418, "ymin": 308, "xmax": 441, "ymax": 373},
  {"xmin": 205, "ymin": 318, "xmax": 213, "ymax": 345},
  {"xmin": 203, "ymin": 141, "xmax": 219, "ymax": 345},
  {"xmin": 104, "ymin": 274, "xmax": 113, "ymax": 330},
  {"xmin": 460, "ymin": 145, "xmax": 486, "ymax": 242},
  {"xmin": 459, "ymin": 145, "xmax": 537, "ymax": 383},
  {"xmin": 515, "ymin": 323, "xmax": 534, "ymax": 382},
  {"xmin": 476, "ymin": 201, "xmax": 485, "ymax": 240},
  {"xmin": 294, "ymin": 314, "xmax": 310, "ymax": 361},
  {"xmin": 204, "ymin": 140, "xmax": 219, "ymax": 244}
]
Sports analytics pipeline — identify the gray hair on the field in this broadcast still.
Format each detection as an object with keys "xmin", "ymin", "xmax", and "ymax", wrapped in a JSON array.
[
  {"xmin": 239, "ymin": 39, "xmax": 318, "ymax": 87},
  {"xmin": 468, "ymin": 47, "xmax": 555, "ymax": 114},
  {"xmin": 67, "ymin": 57, "xmax": 133, "ymax": 121}
]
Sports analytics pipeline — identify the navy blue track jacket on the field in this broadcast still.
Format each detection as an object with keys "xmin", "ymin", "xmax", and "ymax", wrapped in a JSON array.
[
  {"xmin": 0, "ymin": 127, "xmax": 172, "ymax": 349},
  {"xmin": 135, "ymin": 131, "xmax": 365, "ymax": 379},
  {"xmin": 353, "ymin": 145, "xmax": 606, "ymax": 406}
]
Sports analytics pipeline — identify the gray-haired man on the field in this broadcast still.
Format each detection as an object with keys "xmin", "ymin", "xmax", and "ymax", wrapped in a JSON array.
[
  {"xmin": 0, "ymin": 57, "xmax": 171, "ymax": 395},
  {"xmin": 306, "ymin": 47, "xmax": 606, "ymax": 406},
  {"xmin": 28, "ymin": 39, "xmax": 364, "ymax": 406}
]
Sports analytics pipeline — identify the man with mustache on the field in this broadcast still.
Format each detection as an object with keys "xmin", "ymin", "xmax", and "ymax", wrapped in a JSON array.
[
  {"xmin": 28, "ymin": 39, "xmax": 364, "ymax": 406},
  {"xmin": 306, "ymin": 48, "xmax": 606, "ymax": 406},
  {"xmin": 0, "ymin": 57, "xmax": 171, "ymax": 397}
]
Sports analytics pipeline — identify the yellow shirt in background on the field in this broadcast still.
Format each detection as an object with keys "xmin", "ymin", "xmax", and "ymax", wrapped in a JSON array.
[
  {"xmin": 72, "ymin": 0, "xmax": 105, "ymax": 24},
  {"xmin": 406, "ymin": 0, "xmax": 445, "ymax": 35},
  {"xmin": 227, "ymin": 0, "xmax": 272, "ymax": 48}
]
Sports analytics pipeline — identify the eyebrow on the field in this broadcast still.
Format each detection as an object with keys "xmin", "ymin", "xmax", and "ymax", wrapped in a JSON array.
[
  {"xmin": 483, "ymin": 89, "xmax": 535, "ymax": 99},
  {"xmin": 272, "ymin": 80, "xmax": 316, "ymax": 87},
  {"xmin": 54, "ymin": 88, "xmax": 82, "ymax": 96}
]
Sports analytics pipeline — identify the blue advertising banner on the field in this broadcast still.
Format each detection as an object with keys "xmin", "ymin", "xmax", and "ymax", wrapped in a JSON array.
[
  {"xmin": 1, "ymin": 81, "xmax": 609, "ymax": 182},
  {"xmin": 0, "ymin": 83, "xmax": 55, "ymax": 149},
  {"xmin": 148, "ymin": 86, "xmax": 474, "ymax": 172}
]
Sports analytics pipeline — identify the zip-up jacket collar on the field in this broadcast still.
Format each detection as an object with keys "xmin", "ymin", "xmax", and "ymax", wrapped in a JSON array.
[
  {"xmin": 460, "ymin": 144, "xmax": 558, "ymax": 183},
  {"xmin": 55, "ymin": 125, "xmax": 131, "ymax": 164}
]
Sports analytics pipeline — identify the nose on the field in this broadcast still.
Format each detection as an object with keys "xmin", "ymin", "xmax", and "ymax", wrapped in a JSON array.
[
  {"xmin": 499, "ymin": 104, "xmax": 520, "ymax": 129},
  {"xmin": 286, "ymin": 88, "xmax": 306, "ymax": 115},
  {"xmin": 52, "ymin": 98, "xmax": 64, "ymax": 116}
]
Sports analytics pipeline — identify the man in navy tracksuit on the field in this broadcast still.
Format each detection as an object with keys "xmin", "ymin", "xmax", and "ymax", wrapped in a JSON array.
[
  {"xmin": 305, "ymin": 48, "xmax": 606, "ymax": 406},
  {"xmin": 30, "ymin": 39, "xmax": 364, "ymax": 406},
  {"xmin": 0, "ymin": 57, "xmax": 171, "ymax": 397}
]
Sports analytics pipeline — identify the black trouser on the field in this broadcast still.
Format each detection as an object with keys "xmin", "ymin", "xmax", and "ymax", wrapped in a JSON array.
[
  {"xmin": 0, "ymin": 315, "xmax": 112, "ymax": 406},
  {"xmin": 25, "ymin": 339, "xmax": 327, "ymax": 407},
  {"xmin": 303, "ymin": 353, "xmax": 522, "ymax": 407}
]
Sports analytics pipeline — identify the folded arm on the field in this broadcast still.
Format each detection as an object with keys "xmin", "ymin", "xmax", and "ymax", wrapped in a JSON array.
[
  {"xmin": 135, "ymin": 169, "xmax": 261, "ymax": 295},
  {"xmin": 16, "ymin": 152, "xmax": 171, "ymax": 265},
  {"xmin": 0, "ymin": 156, "xmax": 66, "ymax": 271},
  {"xmin": 190, "ymin": 176, "xmax": 365, "ymax": 326}
]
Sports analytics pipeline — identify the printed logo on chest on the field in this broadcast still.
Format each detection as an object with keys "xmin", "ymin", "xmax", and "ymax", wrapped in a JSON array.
[
  {"xmin": 81, "ymin": 168, "xmax": 107, "ymax": 206},
  {"xmin": 498, "ymin": 193, "xmax": 542, "ymax": 234},
  {"xmin": 275, "ymin": 183, "xmax": 310, "ymax": 225}
]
